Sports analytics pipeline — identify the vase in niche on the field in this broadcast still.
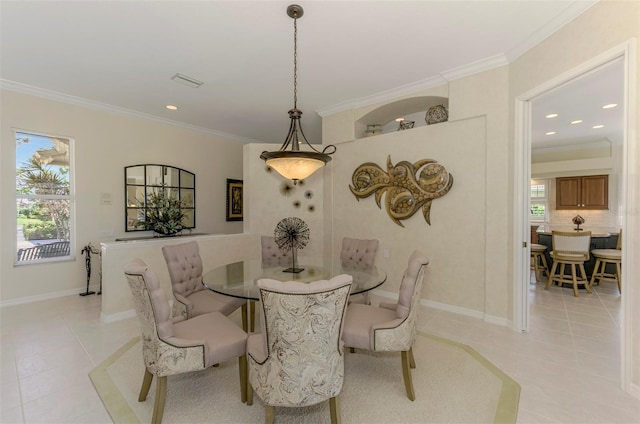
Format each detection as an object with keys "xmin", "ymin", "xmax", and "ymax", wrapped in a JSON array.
[{"xmin": 425, "ymin": 105, "xmax": 448, "ymax": 125}]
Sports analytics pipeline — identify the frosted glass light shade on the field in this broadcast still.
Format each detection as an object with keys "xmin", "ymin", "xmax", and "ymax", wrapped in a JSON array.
[{"xmin": 265, "ymin": 154, "xmax": 327, "ymax": 181}]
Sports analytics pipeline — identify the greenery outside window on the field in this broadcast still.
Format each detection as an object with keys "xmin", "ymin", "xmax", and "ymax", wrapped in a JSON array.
[
  {"xmin": 15, "ymin": 131, "xmax": 73, "ymax": 264},
  {"xmin": 530, "ymin": 179, "xmax": 547, "ymax": 222},
  {"xmin": 125, "ymin": 165, "xmax": 195, "ymax": 232}
]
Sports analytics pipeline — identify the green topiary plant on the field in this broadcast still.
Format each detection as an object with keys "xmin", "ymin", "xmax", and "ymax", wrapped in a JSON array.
[{"xmin": 139, "ymin": 186, "xmax": 186, "ymax": 236}]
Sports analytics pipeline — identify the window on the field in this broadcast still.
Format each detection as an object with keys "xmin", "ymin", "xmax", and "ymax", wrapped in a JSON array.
[
  {"xmin": 530, "ymin": 179, "xmax": 547, "ymax": 221},
  {"xmin": 15, "ymin": 131, "xmax": 73, "ymax": 264}
]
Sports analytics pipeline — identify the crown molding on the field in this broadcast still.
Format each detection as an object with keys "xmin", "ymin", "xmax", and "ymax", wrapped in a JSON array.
[
  {"xmin": 316, "ymin": 75, "xmax": 447, "ymax": 118},
  {"xmin": 0, "ymin": 79, "xmax": 259, "ymax": 144},
  {"xmin": 440, "ymin": 53, "xmax": 509, "ymax": 81},
  {"xmin": 505, "ymin": 0, "xmax": 599, "ymax": 62}
]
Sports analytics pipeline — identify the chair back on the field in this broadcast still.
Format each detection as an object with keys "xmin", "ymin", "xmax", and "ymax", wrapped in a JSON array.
[
  {"xmin": 260, "ymin": 236, "xmax": 293, "ymax": 267},
  {"xmin": 254, "ymin": 274, "xmax": 352, "ymax": 407},
  {"xmin": 552, "ymin": 231, "xmax": 592, "ymax": 261},
  {"xmin": 162, "ymin": 241, "xmax": 204, "ymax": 297},
  {"xmin": 124, "ymin": 259, "xmax": 174, "ymax": 369},
  {"xmin": 396, "ymin": 250, "xmax": 430, "ymax": 319},
  {"xmin": 340, "ymin": 237, "xmax": 379, "ymax": 269}
]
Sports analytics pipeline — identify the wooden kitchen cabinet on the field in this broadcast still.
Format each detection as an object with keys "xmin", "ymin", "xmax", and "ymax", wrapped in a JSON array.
[{"xmin": 556, "ymin": 175, "xmax": 608, "ymax": 210}]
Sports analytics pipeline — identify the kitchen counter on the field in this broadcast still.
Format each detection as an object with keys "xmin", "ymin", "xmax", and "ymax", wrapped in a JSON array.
[{"xmin": 535, "ymin": 224, "xmax": 619, "ymax": 237}]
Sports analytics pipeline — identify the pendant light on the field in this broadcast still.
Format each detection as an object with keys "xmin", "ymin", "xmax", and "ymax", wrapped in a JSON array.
[{"xmin": 260, "ymin": 4, "xmax": 336, "ymax": 184}]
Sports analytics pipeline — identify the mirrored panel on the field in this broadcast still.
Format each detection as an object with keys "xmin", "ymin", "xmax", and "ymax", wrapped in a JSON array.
[{"xmin": 124, "ymin": 164, "xmax": 196, "ymax": 232}]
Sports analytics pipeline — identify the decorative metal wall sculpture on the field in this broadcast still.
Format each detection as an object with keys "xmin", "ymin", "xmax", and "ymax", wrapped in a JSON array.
[{"xmin": 349, "ymin": 155, "xmax": 454, "ymax": 227}]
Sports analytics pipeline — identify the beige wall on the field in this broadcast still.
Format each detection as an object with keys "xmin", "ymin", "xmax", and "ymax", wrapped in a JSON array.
[{"xmin": 1, "ymin": 90, "xmax": 245, "ymax": 302}]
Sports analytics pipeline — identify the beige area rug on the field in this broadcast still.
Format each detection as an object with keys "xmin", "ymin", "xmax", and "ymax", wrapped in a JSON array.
[{"xmin": 90, "ymin": 331, "xmax": 519, "ymax": 423}]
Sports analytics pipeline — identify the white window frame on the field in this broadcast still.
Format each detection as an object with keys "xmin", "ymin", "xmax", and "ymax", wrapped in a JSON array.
[
  {"xmin": 530, "ymin": 179, "xmax": 548, "ymax": 222},
  {"xmin": 14, "ymin": 129, "xmax": 75, "ymax": 265}
]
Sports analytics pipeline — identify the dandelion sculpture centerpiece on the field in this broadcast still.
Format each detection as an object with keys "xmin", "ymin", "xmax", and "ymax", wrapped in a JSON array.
[{"xmin": 274, "ymin": 217, "xmax": 310, "ymax": 273}]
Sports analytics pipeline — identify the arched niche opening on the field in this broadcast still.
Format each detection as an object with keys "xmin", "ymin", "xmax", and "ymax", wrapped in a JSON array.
[{"xmin": 356, "ymin": 96, "xmax": 449, "ymax": 138}]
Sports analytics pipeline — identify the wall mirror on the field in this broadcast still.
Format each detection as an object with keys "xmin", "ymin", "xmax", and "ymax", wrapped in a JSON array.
[{"xmin": 125, "ymin": 164, "xmax": 196, "ymax": 232}]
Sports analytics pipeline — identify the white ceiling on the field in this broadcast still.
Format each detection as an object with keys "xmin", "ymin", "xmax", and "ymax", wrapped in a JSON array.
[{"xmin": 1, "ymin": 0, "xmax": 609, "ymax": 146}]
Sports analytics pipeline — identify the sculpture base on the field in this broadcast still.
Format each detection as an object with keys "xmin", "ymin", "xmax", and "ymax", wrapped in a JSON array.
[
  {"xmin": 282, "ymin": 267, "xmax": 304, "ymax": 274},
  {"xmin": 79, "ymin": 291, "xmax": 96, "ymax": 296}
]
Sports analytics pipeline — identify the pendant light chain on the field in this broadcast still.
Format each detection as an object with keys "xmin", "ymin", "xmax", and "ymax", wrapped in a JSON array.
[{"xmin": 293, "ymin": 15, "xmax": 298, "ymax": 110}]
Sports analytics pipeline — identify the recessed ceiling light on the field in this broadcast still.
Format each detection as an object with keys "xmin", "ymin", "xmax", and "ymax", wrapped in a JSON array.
[
  {"xmin": 166, "ymin": 105, "xmax": 178, "ymax": 111},
  {"xmin": 395, "ymin": 118, "xmax": 405, "ymax": 122},
  {"xmin": 592, "ymin": 125, "xmax": 604, "ymax": 129},
  {"xmin": 545, "ymin": 113, "xmax": 558, "ymax": 119},
  {"xmin": 570, "ymin": 120, "xmax": 583, "ymax": 124},
  {"xmin": 545, "ymin": 131, "xmax": 556, "ymax": 135},
  {"xmin": 602, "ymin": 103, "xmax": 618, "ymax": 109}
]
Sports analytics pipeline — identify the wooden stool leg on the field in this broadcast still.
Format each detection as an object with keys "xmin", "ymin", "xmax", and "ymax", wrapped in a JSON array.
[
  {"xmin": 616, "ymin": 261, "xmax": 622, "ymax": 293},
  {"xmin": 579, "ymin": 263, "xmax": 591, "ymax": 293},
  {"xmin": 571, "ymin": 264, "xmax": 579, "ymax": 297},
  {"xmin": 546, "ymin": 261, "xmax": 558, "ymax": 290},
  {"xmin": 589, "ymin": 259, "xmax": 602, "ymax": 289},
  {"xmin": 540, "ymin": 254, "xmax": 549, "ymax": 277}
]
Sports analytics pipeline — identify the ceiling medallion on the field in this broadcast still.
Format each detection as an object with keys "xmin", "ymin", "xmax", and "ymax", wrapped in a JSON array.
[{"xmin": 260, "ymin": 4, "xmax": 336, "ymax": 184}]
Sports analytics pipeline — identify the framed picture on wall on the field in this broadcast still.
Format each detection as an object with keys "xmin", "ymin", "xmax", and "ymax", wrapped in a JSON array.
[{"xmin": 226, "ymin": 179, "xmax": 243, "ymax": 221}]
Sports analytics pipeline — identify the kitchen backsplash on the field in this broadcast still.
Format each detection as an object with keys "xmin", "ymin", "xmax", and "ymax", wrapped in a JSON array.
[{"xmin": 547, "ymin": 208, "xmax": 621, "ymax": 229}]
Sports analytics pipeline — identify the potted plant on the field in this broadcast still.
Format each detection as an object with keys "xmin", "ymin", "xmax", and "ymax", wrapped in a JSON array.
[{"xmin": 139, "ymin": 185, "xmax": 186, "ymax": 236}]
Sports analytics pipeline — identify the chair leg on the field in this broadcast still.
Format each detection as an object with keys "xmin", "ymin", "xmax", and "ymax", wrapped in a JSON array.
[
  {"xmin": 540, "ymin": 254, "xmax": 549, "ymax": 277},
  {"xmin": 545, "ymin": 261, "xmax": 558, "ymax": 290},
  {"xmin": 265, "ymin": 405, "xmax": 275, "ymax": 424},
  {"xmin": 239, "ymin": 355, "xmax": 247, "ymax": 404},
  {"xmin": 571, "ymin": 264, "xmax": 579, "ymax": 297},
  {"xmin": 329, "ymin": 396, "xmax": 342, "ymax": 424},
  {"xmin": 152, "ymin": 375, "xmax": 167, "ymax": 424},
  {"xmin": 247, "ymin": 376, "xmax": 253, "ymax": 406},
  {"xmin": 139, "ymin": 368, "xmax": 154, "ymax": 402},
  {"xmin": 589, "ymin": 259, "xmax": 602, "ymax": 289},
  {"xmin": 409, "ymin": 346, "xmax": 416, "ymax": 369},
  {"xmin": 241, "ymin": 303, "xmax": 248, "ymax": 332},
  {"xmin": 401, "ymin": 350, "xmax": 415, "ymax": 401},
  {"xmin": 250, "ymin": 301, "xmax": 256, "ymax": 333},
  {"xmin": 579, "ymin": 263, "xmax": 591, "ymax": 293},
  {"xmin": 616, "ymin": 262, "xmax": 622, "ymax": 293}
]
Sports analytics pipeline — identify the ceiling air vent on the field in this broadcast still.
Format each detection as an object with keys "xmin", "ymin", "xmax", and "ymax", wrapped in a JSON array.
[{"xmin": 171, "ymin": 73, "xmax": 204, "ymax": 88}]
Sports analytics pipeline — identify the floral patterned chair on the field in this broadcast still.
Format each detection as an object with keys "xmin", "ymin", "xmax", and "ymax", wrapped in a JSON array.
[
  {"xmin": 162, "ymin": 241, "xmax": 246, "ymax": 323},
  {"xmin": 342, "ymin": 250, "xmax": 429, "ymax": 401},
  {"xmin": 124, "ymin": 258, "xmax": 248, "ymax": 424},
  {"xmin": 246, "ymin": 274, "xmax": 353, "ymax": 424},
  {"xmin": 340, "ymin": 237, "xmax": 379, "ymax": 305}
]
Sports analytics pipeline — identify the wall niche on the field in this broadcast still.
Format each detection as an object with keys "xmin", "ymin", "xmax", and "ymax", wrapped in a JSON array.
[{"xmin": 356, "ymin": 96, "xmax": 449, "ymax": 139}]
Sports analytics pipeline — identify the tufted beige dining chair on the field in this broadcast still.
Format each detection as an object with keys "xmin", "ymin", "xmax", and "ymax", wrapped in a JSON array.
[
  {"xmin": 589, "ymin": 229, "xmax": 622, "ymax": 293},
  {"xmin": 342, "ymin": 250, "xmax": 429, "ymax": 401},
  {"xmin": 545, "ymin": 231, "xmax": 592, "ymax": 297},
  {"xmin": 260, "ymin": 236, "xmax": 294, "ymax": 267},
  {"xmin": 340, "ymin": 237, "xmax": 379, "ymax": 305},
  {"xmin": 124, "ymin": 259, "xmax": 248, "ymax": 424},
  {"xmin": 246, "ymin": 274, "xmax": 353, "ymax": 424},
  {"xmin": 162, "ymin": 241, "xmax": 246, "ymax": 324}
]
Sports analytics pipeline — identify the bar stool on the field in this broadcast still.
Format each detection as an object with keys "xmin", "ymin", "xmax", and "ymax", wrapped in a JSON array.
[
  {"xmin": 589, "ymin": 229, "xmax": 622, "ymax": 293},
  {"xmin": 530, "ymin": 243, "xmax": 549, "ymax": 282},
  {"xmin": 546, "ymin": 231, "xmax": 592, "ymax": 297}
]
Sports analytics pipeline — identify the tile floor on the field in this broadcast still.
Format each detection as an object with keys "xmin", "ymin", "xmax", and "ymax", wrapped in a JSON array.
[{"xmin": 1, "ymin": 276, "xmax": 639, "ymax": 423}]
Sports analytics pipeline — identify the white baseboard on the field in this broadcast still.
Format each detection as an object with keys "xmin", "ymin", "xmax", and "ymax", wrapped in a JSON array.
[
  {"xmin": 101, "ymin": 309, "xmax": 136, "ymax": 323},
  {"xmin": 372, "ymin": 289, "xmax": 508, "ymax": 327},
  {"xmin": 0, "ymin": 284, "xmax": 101, "ymax": 308}
]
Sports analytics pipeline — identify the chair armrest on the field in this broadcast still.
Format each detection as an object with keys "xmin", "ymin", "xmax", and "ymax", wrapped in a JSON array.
[{"xmin": 378, "ymin": 301, "xmax": 397, "ymax": 311}]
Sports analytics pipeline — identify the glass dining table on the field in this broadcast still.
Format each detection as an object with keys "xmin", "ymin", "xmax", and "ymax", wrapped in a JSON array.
[{"xmin": 202, "ymin": 257, "xmax": 387, "ymax": 331}]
